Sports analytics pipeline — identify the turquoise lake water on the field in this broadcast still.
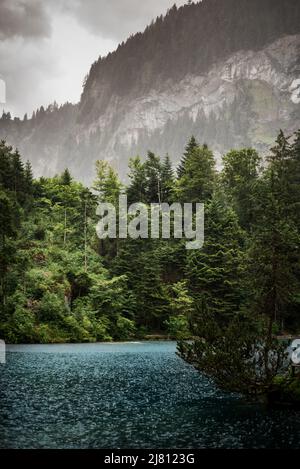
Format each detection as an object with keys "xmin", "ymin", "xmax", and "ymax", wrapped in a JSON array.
[{"xmin": 0, "ymin": 341, "xmax": 300, "ymax": 449}]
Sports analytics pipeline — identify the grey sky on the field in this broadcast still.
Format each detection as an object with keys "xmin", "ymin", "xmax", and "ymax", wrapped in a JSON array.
[{"xmin": 0, "ymin": 0, "xmax": 187, "ymax": 117}]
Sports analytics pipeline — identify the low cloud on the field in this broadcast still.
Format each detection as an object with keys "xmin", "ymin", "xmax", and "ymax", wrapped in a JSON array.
[
  {"xmin": 0, "ymin": 1, "xmax": 186, "ymax": 116},
  {"xmin": 0, "ymin": 36, "xmax": 58, "ymax": 117},
  {"xmin": 60, "ymin": 0, "xmax": 186, "ymax": 42},
  {"xmin": 0, "ymin": 0, "xmax": 51, "ymax": 40}
]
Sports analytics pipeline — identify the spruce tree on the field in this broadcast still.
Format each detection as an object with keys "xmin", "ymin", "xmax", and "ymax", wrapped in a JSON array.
[
  {"xmin": 288, "ymin": 130, "xmax": 300, "ymax": 228},
  {"xmin": 177, "ymin": 135, "xmax": 198, "ymax": 179},
  {"xmin": 0, "ymin": 140, "xmax": 12, "ymax": 188},
  {"xmin": 127, "ymin": 156, "xmax": 147, "ymax": 204},
  {"xmin": 161, "ymin": 154, "xmax": 174, "ymax": 203},
  {"xmin": 144, "ymin": 151, "xmax": 162, "ymax": 204},
  {"xmin": 186, "ymin": 192, "xmax": 244, "ymax": 325},
  {"xmin": 24, "ymin": 161, "xmax": 34, "ymax": 195},
  {"xmin": 11, "ymin": 150, "xmax": 25, "ymax": 197},
  {"xmin": 246, "ymin": 130, "xmax": 299, "ymax": 330},
  {"xmin": 221, "ymin": 148, "xmax": 262, "ymax": 230},
  {"xmin": 61, "ymin": 168, "xmax": 72, "ymax": 186},
  {"xmin": 176, "ymin": 143, "xmax": 216, "ymax": 203},
  {"xmin": 93, "ymin": 160, "xmax": 121, "ymax": 203},
  {"xmin": 113, "ymin": 239, "xmax": 169, "ymax": 331}
]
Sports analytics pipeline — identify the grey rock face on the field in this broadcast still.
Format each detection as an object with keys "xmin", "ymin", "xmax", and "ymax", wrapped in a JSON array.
[{"xmin": 1, "ymin": 35, "xmax": 300, "ymax": 183}]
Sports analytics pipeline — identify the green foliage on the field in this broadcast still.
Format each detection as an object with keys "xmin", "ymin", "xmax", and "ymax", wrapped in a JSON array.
[
  {"xmin": 115, "ymin": 316, "xmax": 137, "ymax": 340},
  {"xmin": 178, "ymin": 129, "xmax": 300, "ymax": 399},
  {"xmin": 127, "ymin": 156, "xmax": 147, "ymax": 204},
  {"xmin": 38, "ymin": 292, "xmax": 66, "ymax": 322},
  {"xmin": 271, "ymin": 375, "xmax": 300, "ymax": 406},
  {"xmin": 178, "ymin": 314, "xmax": 287, "ymax": 397},
  {"xmin": 127, "ymin": 151, "xmax": 175, "ymax": 205},
  {"xmin": 0, "ymin": 128, "xmax": 299, "ymax": 370},
  {"xmin": 161, "ymin": 154, "xmax": 174, "ymax": 203},
  {"xmin": 112, "ymin": 238, "xmax": 171, "ymax": 331},
  {"xmin": 60, "ymin": 168, "xmax": 72, "ymax": 186},
  {"xmin": 165, "ymin": 281, "xmax": 193, "ymax": 339},
  {"xmin": 222, "ymin": 148, "xmax": 261, "ymax": 229},
  {"xmin": 144, "ymin": 151, "xmax": 162, "ymax": 203},
  {"xmin": 244, "ymin": 131, "xmax": 300, "ymax": 330},
  {"xmin": 186, "ymin": 192, "xmax": 244, "ymax": 323},
  {"xmin": 177, "ymin": 136, "xmax": 198, "ymax": 179},
  {"xmin": 176, "ymin": 142, "xmax": 216, "ymax": 203},
  {"xmin": 93, "ymin": 160, "xmax": 121, "ymax": 203},
  {"xmin": 165, "ymin": 315, "xmax": 190, "ymax": 340}
]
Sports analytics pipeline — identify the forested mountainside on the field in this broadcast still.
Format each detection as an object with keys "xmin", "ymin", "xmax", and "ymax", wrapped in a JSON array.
[
  {"xmin": 1, "ymin": 129, "xmax": 300, "ymax": 343},
  {"xmin": 1, "ymin": 0, "xmax": 300, "ymax": 182},
  {"xmin": 80, "ymin": 0, "xmax": 300, "ymax": 113}
]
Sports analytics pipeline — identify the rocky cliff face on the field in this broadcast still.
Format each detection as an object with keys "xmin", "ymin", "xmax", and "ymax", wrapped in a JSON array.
[
  {"xmin": 0, "ymin": 0, "xmax": 300, "ymax": 182},
  {"xmin": 77, "ymin": 34, "xmax": 300, "ymax": 176}
]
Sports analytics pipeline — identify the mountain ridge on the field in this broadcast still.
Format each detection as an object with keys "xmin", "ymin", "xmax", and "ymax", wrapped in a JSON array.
[{"xmin": 1, "ymin": 0, "xmax": 300, "ymax": 182}]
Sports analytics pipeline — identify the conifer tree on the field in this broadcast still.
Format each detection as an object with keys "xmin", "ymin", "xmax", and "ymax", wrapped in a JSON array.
[
  {"xmin": 177, "ymin": 135, "xmax": 198, "ymax": 178},
  {"xmin": 93, "ymin": 160, "xmax": 121, "ymax": 204},
  {"xmin": 144, "ymin": 151, "xmax": 162, "ymax": 204},
  {"xmin": 161, "ymin": 154, "xmax": 174, "ymax": 203},
  {"xmin": 61, "ymin": 168, "xmax": 72, "ymax": 186},
  {"xmin": 288, "ymin": 130, "xmax": 300, "ymax": 229},
  {"xmin": 11, "ymin": 150, "xmax": 25, "ymax": 199},
  {"xmin": 24, "ymin": 161, "xmax": 33, "ymax": 194},
  {"xmin": 186, "ymin": 192, "xmax": 244, "ymax": 325},
  {"xmin": 176, "ymin": 143, "xmax": 216, "ymax": 203},
  {"xmin": 246, "ymin": 130, "xmax": 299, "ymax": 329},
  {"xmin": 0, "ymin": 189, "xmax": 19, "ymax": 306},
  {"xmin": 0, "ymin": 140, "xmax": 12, "ymax": 188},
  {"xmin": 127, "ymin": 156, "xmax": 147, "ymax": 204},
  {"xmin": 221, "ymin": 148, "xmax": 261, "ymax": 230}
]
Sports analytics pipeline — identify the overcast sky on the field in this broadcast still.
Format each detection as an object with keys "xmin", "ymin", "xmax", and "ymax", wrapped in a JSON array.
[{"xmin": 0, "ymin": 0, "xmax": 187, "ymax": 117}]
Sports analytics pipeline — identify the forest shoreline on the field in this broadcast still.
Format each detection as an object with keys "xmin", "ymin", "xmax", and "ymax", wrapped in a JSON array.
[
  {"xmin": 5, "ymin": 336, "xmax": 173, "ymax": 345},
  {"xmin": 5, "ymin": 333, "xmax": 300, "ymax": 346}
]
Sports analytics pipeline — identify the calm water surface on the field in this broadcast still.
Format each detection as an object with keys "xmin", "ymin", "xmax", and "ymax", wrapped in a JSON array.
[{"xmin": 0, "ymin": 341, "xmax": 300, "ymax": 448}]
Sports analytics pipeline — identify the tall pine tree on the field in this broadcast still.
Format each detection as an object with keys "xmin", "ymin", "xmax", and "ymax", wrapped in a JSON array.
[
  {"xmin": 176, "ymin": 143, "xmax": 216, "ymax": 203},
  {"xmin": 177, "ymin": 135, "xmax": 198, "ymax": 178}
]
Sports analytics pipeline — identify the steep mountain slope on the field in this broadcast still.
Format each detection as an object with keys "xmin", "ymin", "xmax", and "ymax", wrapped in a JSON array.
[{"xmin": 1, "ymin": 0, "xmax": 300, "ymax": 182}]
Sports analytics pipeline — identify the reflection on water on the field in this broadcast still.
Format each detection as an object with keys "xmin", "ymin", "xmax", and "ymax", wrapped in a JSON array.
[{"xmin": 0, "ymin": 342, "xmax": 300, "ymax": 448}]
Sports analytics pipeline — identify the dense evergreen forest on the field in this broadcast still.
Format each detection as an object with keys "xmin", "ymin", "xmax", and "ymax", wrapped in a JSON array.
[{"xmin": 0, "ymin": 130, "xmax": 299, "ymax": 345}]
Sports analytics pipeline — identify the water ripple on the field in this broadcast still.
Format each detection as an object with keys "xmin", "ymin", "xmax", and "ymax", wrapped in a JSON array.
[{"xmin": 0, "ymin": 342, "xmax": 299, "ymax": 448}]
